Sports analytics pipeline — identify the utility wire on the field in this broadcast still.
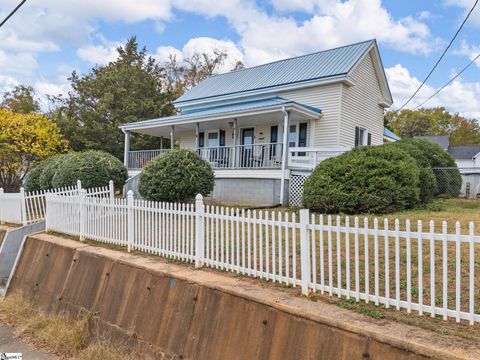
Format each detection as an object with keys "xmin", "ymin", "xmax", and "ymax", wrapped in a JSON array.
[
  {"xmin": 396, "ymin": 0, "xmax": 479, "ymax": 112},
  {"xmin": 414, "ymin": 53, "xmax": 480, "ymax": 109},
  {"xmin": 0, "ymin": 0, "xmax": 27, "ymax": 28}
]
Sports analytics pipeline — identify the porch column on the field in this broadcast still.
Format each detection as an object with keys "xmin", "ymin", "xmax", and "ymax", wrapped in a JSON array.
[
  {"xmin": 170, "ymin": 126, "xmax": 175, "ymax": 150},
  {"xmin": 123, "ymin": 130, "xmax": 130, "ymax": 168},
  {"xmin": 160, "ymin": 136, "xmax": 163, "ymax": 150},
  {"xmin": 233, "ymin": 118, "xmax": 238, "ymax": 167},
  {"xmin": 280, "ymin": 108, "xmax": 290, "ymax": 205}
]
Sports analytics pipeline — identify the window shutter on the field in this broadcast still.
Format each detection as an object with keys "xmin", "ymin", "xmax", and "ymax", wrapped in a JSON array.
[
  {"xmin": 270, "ymin": 126, "xmax": 278, "ymax": 143},
  {"xmin": 219, "ymin": 130, "xmax": 226, "ymax": 146},
  {"xmin": 198, "ymin": 132, "xmax": 205, "ymax": 148},
  {"xmin": 367, "ymin": 133, "xmax": 372, "ymax": 145},
  {"xmin": 354, "ymin": 127, "xmax": 360, "ymax": 147}
]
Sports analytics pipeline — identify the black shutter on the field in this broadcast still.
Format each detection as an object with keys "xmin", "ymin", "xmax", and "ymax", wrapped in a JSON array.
[
  {"xmin": 270, "ymin": 126, "xmax": 278, "ymax": 143},
  {"xmin": 354, "ymin": 126, "xmax": 360, "ymax": 147},
  {"xmin": 198, "ymin": 132, "xmax": 205, "ymax": 148},
  {"xmin": 367, "ymin": 133, "xmax": 372, "ymax": 145},
  {"xmin": 298, "ymin": 123, "xmax": 308, "ymax": 156},
  {"xmin": 219, "ymin": 130, "xmax": 226, "ymax": 146}
]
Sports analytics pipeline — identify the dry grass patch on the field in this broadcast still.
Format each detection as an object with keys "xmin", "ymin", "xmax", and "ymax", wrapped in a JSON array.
[{"xmin": 0, "ymin": 292, "xmax": 164, "ymax": 359}]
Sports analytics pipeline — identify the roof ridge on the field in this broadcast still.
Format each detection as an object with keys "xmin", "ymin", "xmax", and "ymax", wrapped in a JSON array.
[{"xmin": 207, "ymin": 39, "xmax": 376, "ymax": 79}]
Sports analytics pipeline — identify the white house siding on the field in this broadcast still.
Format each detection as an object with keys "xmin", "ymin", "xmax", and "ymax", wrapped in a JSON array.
[
  {"xmin": 279, "ymin": 84, "xmax": 342, "ymax": 147},
  {"xmin": 339, "ymin": 51, "xmax": 385, "ymax": 146}
]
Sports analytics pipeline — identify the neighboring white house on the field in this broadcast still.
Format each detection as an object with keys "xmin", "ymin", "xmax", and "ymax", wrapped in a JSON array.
[
  {"xmin": 417, "ymin": 135, "xmax": 480, "ymax": 198},
  {"xmin": 120, "ymin": 39, "xmax": 393, "ymax": 206}
]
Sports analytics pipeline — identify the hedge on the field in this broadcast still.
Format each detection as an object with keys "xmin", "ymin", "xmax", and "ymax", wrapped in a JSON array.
[
  {"xmin": 139, "ymin": 149, "xmax": 214, "ymax": 202},
  {"xmin": 386, "ymin": 139, "xmax": 437, "ymax": 202},
  {"xmin": 302, "ymin": 145, "xmax": 420, "ymax": 214},
  {"xmin": 51, "ymin": 150, "xmax": 127, "ymax": 189},
  {"xmin": 38, "ymin": 154, "xmax": 72, "ymax": 190},
  {"xmin": 24, "ymin": 163, "xmax": 46, "ymax": 192}
]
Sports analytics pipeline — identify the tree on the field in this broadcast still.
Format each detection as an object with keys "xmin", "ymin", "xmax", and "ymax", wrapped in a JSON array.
[
  {"xmin": 163, "ymin": 50, "xmax": 244, "ymax": 99},
  {"xmin": 0, "ymin": 109, "xmax": 68, "ymax": 191},
  {"xmin": 1, "ymin": 85, "xmax": 40, "ymax": 114},
  {"xmin": 53, "ymin": 37, "xmax": 176, "ymax": 160},
  {"xmin": 385, "ymin": 107, "xmax": 480, "ymax": 145}
]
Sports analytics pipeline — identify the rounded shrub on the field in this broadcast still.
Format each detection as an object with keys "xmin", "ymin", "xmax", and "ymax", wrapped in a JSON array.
[
  {"xmin": 51, "ymin": 150, "xmax": 127, "ymax": 189},
  {"xmin": 24, "ymin": 163, "xmax": 46, "ymax": 192},
  {"xmin": 38, "ymin": 154, "xmax": 72, "ymax": 190},
  {"xmin": 302, "ymin": 145, "xmax": 420, "ymax": 214},
  {"xmin": 139, "ymin": 149, "xmax": 215, "ymax": 202},
  {"xmin": 397, "ymin": 139, "xmax": 461, "ymax": 198},
  {"xmin": 386, "ymin": 139, "xmax": 437, "ymax": 203}
]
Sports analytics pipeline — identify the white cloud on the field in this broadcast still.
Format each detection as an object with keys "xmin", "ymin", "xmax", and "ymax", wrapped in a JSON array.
[
  {"xmin": 77, "ymin": 37, "xmax": 122, "ymax": 66},
  {"xmin": 386, "ymin": 64, "xmax": 480, "ymax": 119},
  {"xmin": 444, "ymin": 0, "xmax": 480, "ymax": 26},
  {"xmin": 154, "ymin": 37, "xmax": 245, "ymax": 73},
  {"xmin": 455, "ymin": 40, "xmax": 480, "ymax": 67}
]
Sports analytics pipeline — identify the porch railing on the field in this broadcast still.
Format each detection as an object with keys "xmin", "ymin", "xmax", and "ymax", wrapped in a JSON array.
[
  {"xmin": 128, "ymin": 149, "xmax": 169, "ymax": 170},
  {"xmin": 288, "ymin": 147, "xmax": 350, "ymax": 170},
  {"xmin": 198, "ymin": 143, "xmax": 283, "ymax": 169}
]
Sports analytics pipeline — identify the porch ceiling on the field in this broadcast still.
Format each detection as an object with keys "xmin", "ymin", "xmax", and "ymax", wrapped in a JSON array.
[{"xmin": 119, "ymin": 97, "xmax": 321, "ymax": 137}]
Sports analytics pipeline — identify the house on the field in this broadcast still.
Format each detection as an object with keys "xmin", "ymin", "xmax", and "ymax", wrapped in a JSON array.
[
  {"xmin": 120, "ymin": 39, "xmax": 393, "ymax": 206},
  {"xmin": 417, "ymin": 135, "xmax": 480, "ymax": 198}
]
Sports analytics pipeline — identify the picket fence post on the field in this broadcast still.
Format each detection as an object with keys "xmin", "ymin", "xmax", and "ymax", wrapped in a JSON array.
[
  {"xmin": 77, "ymin": 180, "xmax": 82, "ymax": 193},
  {"xmin": 300, "ymin": 209, "xmax": 311, "ymax": 295},
  {"xmin": 20, "ymin": 187, "xmax": 27, "ymax": 226},
  {"xmin": 195, "ymin": 194, "xmax": 205, "ymax": 269},
  {"xmin": 0, "ymin": 188, "xmax": 4, "ymax": 225},
  {"xmin": 79, "ymin": 189, "xmax": 86, "ymax": 241},
  {"xmin": 109, "ymin": 180, "xmax": 114, "ymax": 199},
  {"xmin": 127, "ymin": 190, "xmax": 134, "ymax": 252}
]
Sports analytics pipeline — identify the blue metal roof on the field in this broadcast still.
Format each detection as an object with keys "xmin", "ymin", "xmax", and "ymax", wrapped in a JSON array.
[
  {"xmin": 175, "ymin": 40, "xmax": 375, "ymax": 104},
  {"xmin": 121, "ymin": 97, "xmax": 321, "ymax": 130},
  {"xmin": 384, "ymin": 127, "xmax": 400, "ymax": 141}
]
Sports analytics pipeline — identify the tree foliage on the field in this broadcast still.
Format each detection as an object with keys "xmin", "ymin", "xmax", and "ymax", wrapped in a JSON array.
[
  {"xmin": 52, "ymin": 37, "xmax": 176, "ymax": 159},
  {"xmin": 1, "ymin": 85, "xmax": 40, "ymax": 114},
  {"xmin": 139, "ymin": 149, "xmax": 214, "ymax": 202},
  {"xmin": 0, "ymin": 109, "xmax": 68, "ymax": 191},
  {"xmin": 385, "ymin": 107, "xmax": 480, "ymax": 145},
  {"xmin": 163, "ymin": 49, "xmax": 244, "ymax": 99}
]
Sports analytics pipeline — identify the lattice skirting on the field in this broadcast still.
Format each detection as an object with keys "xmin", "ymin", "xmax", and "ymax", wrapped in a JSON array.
[{"xmin": 289, "ymin": 174, "xmax": 308, "ymax": 207}]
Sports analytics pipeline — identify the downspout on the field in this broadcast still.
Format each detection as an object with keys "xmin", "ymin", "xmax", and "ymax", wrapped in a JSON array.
[
  {"xmin": 122, "ymin": 129, "xmax": 130, "ymax": 169},
  {"xmin": 280, "ymin": 107, "xmax": 290, "ymax": 206}
]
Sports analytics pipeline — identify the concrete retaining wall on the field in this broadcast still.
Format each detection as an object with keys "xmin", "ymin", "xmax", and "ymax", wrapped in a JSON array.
[{"xmin": 8, "ymin": 234, "xmax": 479, "ymax": 360}]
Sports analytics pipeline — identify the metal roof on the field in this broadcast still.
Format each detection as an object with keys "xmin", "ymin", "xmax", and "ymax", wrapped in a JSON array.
[
  {"xmin": 448, "ymin": 145, "xmax": 480, "ymax": 160},
  {"xmin": 416, "ymin": 135, "xmax": 449, "ymax": 150},
  {"xmin": 383, "ymin": 127, "xmax": 400, "ymax": 141},
  {"xmin": 175, "ymin": 40, "xmax": 375, "ymax": 104},
  {"xmin": 120, "ymin": 97, "xmax": 321, "ymax": 131}
]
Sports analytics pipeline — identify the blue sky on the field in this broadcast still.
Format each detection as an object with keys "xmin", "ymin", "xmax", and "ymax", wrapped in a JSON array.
[{"xmin": 0, "ymin": 0, "xmax": 479, "ymax": 117}]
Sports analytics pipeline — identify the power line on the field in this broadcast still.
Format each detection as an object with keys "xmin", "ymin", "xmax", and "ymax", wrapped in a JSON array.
[
  {"xmin": 0, "ymin": 0, "xmax": 27, "ymax": 28},
  {"xmin": 414, "ymin": 53, "xmax": 480, "ymax": 109},
  {"xmin": 396, "ymin": 0, "xmax": 479, "ymax": 112}
]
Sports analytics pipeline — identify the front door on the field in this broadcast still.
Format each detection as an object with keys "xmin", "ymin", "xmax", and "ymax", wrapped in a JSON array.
[{"xmin": 241, "ymin": 128, "xmax": 254, "ymax": 167}]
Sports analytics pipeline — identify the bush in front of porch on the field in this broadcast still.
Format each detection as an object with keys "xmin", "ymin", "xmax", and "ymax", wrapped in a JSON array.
[
  {"xmin": 138, "ymin": 149, "xmax": 214, "ymax": 202},
  {"xmin": 302, "ymin": 145, "xmax": 420, "ymax": 214}
]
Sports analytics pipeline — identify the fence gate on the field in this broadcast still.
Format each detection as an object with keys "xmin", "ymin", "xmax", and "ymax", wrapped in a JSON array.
[{"xmin": 289, "ymin": 172, "xmax": 309, "ymax": 207}]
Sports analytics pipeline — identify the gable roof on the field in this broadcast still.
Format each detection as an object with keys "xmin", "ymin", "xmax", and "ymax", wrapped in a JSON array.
[
  {"xmin": 416, "ymin": 135, "xmax": 450, "ymax": 150},
  {"xmin": 448, "ymin": 145, "xmax": 480, "ymax": 160},
  {"xmin": 175, "ymin": 40, "xmax": 390, "ymax": 106}
]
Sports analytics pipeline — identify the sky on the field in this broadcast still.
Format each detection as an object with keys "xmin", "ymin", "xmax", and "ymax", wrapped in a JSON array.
[{"xmin": 0, "ymin": 0, "xmax": 479, "ymax": 118}]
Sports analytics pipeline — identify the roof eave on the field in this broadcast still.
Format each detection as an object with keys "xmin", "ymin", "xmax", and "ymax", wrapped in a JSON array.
[
  {"xmin": 173, "ymin": 75, "xmax": 351, "ymax": 109},
  {"xmin": 120, "ymin": 102, "xmax": 321, "ymax": 133}
]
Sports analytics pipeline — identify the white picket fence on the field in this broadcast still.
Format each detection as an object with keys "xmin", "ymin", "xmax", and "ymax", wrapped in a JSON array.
[
  {"xmin": 0, "ymin": 181, "xmax": 114, "ymax": 225},
  {"xmin": 45, "ymin": 191, "xmax": 480, "ymax": 325}
]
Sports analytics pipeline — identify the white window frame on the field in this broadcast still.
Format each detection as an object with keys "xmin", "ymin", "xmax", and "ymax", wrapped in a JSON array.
[{"xmin": 358, "ymin": 127, "xmax": 367, "ymax": 146}]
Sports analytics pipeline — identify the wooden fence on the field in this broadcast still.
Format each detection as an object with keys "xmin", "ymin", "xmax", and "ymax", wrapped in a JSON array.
[
  {"xmin": 45, "ymin": 191, "xmax": 480, "ymax": 325},
  {"xmin": 0, "ymin": 181, "xmax": 113, "ymax": 225}
]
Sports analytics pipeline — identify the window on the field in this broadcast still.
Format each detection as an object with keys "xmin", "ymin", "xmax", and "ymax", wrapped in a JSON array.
[
  {"xmin": 355, "ymin": 126, "xmax": 366, "ymax": 147},
  {"xmin": 207, "ymin": 132, "xmax": 219, "ymax": 147},
  {"xmin": 198, "ymin": 132, "xmax": 205, "ymax": 148},
  {"xmin": 270, "ymin": 126, "xmax": 278, "ymax": 158},
  {"xmin": 288, "ymin": 125, "xmax": 297, "ymax": 147}
]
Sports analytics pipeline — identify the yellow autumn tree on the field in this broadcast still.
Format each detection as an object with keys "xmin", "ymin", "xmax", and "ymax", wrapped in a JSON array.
[{"xmin": 0, "ymin": 109, "xmax": 68, "ymax": 191}]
